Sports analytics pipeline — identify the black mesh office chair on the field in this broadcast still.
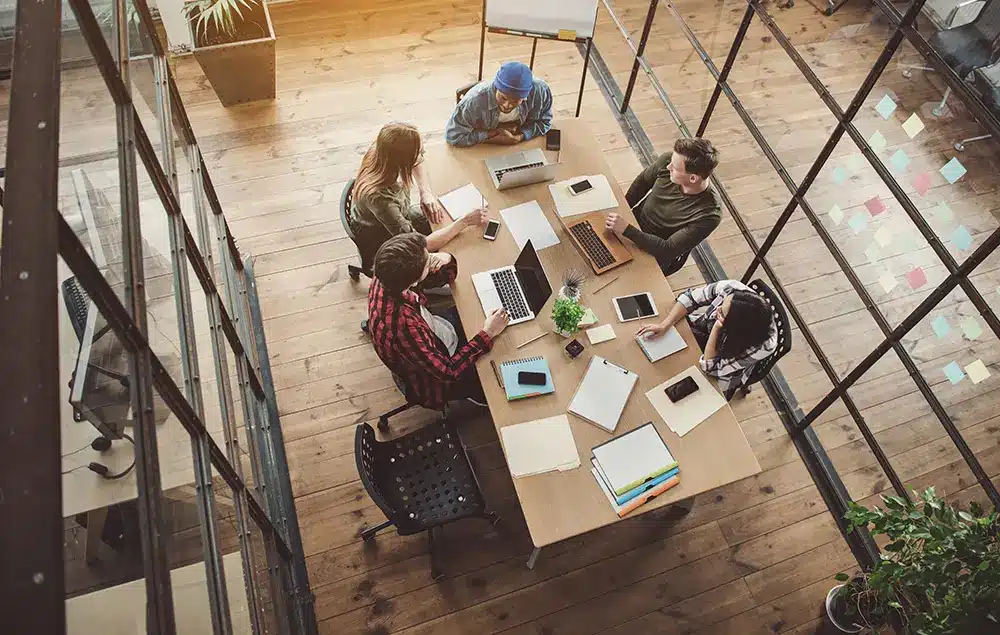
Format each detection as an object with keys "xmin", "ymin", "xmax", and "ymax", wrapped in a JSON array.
[
  {"xmin": 355, "ymin": 418, "xmax": 498, "ymax": 580},
  {"xmin": 340, "ymin": 178, "xmax": 372, "ymax": 334},
  {"xmin": 723, "ymin": 279, "xmax": 792, "ymax": 401}
]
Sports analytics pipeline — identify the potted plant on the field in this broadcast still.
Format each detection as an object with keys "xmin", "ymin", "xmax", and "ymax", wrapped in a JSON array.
[
  {"xmin": 826, "ymin": 487, "xmax": 1000, "ymax": 634},
  {"xmin": 184, "ymin": 0, "xmax": 276, "ymax": 106},
  {"xmin": 558, "ymin": 268, "xmax": 586, "ymax": 302},
  {"xmin": 552, "ymin": 297, "xmax": 585, "ymax": 338}
]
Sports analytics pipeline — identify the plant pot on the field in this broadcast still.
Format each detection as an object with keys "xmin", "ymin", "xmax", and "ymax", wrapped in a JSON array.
[
  {"xmin": 189, "ymin": 0, "xmax": 276, "ymax": 106},
  {"xmin": 555, "ymin": 326, "xmax": 577, "ymax": 338},
  {"xmin": 826, "ymin": 585, "xmax": 864, "ymax": 633}
]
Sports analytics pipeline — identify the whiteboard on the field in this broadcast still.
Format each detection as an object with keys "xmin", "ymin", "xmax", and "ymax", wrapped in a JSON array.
[{"xmin": 485, "ymin": 0, "xmax": 599, "ymax": 39}]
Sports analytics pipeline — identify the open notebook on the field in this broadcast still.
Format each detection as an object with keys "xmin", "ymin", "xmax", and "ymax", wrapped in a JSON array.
[
  {"xmin": 635, "ymin": 327, "xmax": 687, "ymax": 362},
  {"xmin": 500, "ymin": 415, "xmax": 580, "ymax": 478},
  {"xmin": 567, "ymin": 356, "xmax": 638, "ymax": 433}
]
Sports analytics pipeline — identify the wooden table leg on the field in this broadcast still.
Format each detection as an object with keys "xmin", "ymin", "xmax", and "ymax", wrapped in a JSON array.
[
  {"xmin": 526, "ymin": 546, "xmax": 542, "ymax": 570},
  {"xmin": 85, "ymin": 506, "xmax": 110, "ymax": 565}
]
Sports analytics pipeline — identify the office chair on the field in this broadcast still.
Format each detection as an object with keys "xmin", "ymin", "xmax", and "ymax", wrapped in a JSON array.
[
  {"xmin": 723, "ymin": 279, "xmax": 792, "ymax": 401},
  {"xmin": 355, "ymin": 418, "xmax": 499, "ymax": 581},
  {"xmin": 456, "ymin": 81, "xmax": 478, "ymax": 104},
  {"xmin": 340, "ymin": 178, "xmax": 372, "ymax": 334}
]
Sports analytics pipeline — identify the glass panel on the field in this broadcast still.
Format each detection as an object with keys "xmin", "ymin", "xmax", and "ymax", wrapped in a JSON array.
[
  {"xmin": 126, "ymin": 0, "xmax": 166, "ymax": 172},
  {"xmin": 228, "ymin": 336, "xmax": 261, "ymax": 505},
  {"xmin": 213, "ymin": 462, "xmax": 253, "ymax": 634},
  {"xmin": 248, "ymin": 516, "xmax": 279, "ymax": 635},
  {"xmin": 176, "ymin": 144, "xmax": 205, "ymax": 258},
  {"xmin": 73, "ymin": 0, "xmax": 118, "ymax": 66},
  {"xmin": 189, "ymin": 255, "xmax": 229, "ymax": 453}
]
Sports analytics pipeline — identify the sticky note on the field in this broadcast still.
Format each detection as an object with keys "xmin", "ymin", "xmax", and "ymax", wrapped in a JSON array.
[
  {"xmin": 557, "ymin": 29, "xmax": 577, "ymax": 40},
  {"xmin": 868, "ymin": 130, "xmax": 887, "ymax": 154},
  {"xmin": 902, "ymin": 113, "xmax": 925, "ymax": 139},
  {"xmin": 865, "ymin": 195, "xmax": 887, "ymax": 216},
  {"xmin": 913, "ymin": 172, "xmax": 932, "ymax": 196},
  {"xmin": 874, "ymin": 225, "xmax": 893, "ymax": 248},
  {"xmin": 578, "ymin": 308, "xmax": 598, "ymax": 327},
  {"xmin": 943, "ymin": 361, "xmax": 965, "ymax": 385},
  {"xmin": 961, "ymin": 316, "xmax": 983, "ymax": 341},
  {"xmin": 932, "ymin": 315, "xmax": 951, "ymax": 338},
  {"xmin": 829, "ymin": 204, "xmax": 844, "ymax": 225},
  {"xmin": 849, "ymin": 212, "xmax": 868, "ymax": 234},
  {"xmin": 951, "ymin": 225, "xmax": 973, "ymax": 251},
  {"xmin": 939, "ymin": 157, "xmax": 967, "ymax": 184},
  {"xmin": 878, "ymin": 270, "xmax": 898, "ymax": 294},
  {"xmin": 907, "ymin": 267, "xmax": 927, "ymax": 290},
  {"xmin": 875, "ymin": 94, "xmax": 897, "ymax": 119},
  {"xmin": 966, "ymin": 359, "xmax": 990, "ymax": 384},
  {"xmin": 833, "ymin": 166, "xmax": 848, "ymax": 184},
  {"xmin": 933, "ymin": 202, "xmax": 954, "ymax": 223},
  {"xmin": 889, "ymin": 149, "xmax": 910, "ymax": 173},
  {"xmin": 865, "ymin": 244, "xmax": 881, "ymax": 265},
  {"xmin": 846, "ymin": 154, "xmax": 866, "ymax": 174},
  {"xmin": 586, "ymin": 324, "xmax": 616, "ymax": 344}
]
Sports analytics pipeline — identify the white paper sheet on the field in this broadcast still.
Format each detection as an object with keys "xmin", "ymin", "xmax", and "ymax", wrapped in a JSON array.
[
  {"xmin": 646, "ymin": 366, "xmax": 726, "ymax": 437},
  {"xmin": 548, "ymin": 174, "xmax": 619, "ymax": 218},
  {"xmin": 440, "ymin": 183, "xmax": 485, "ymax": 221},
  {"xmin": 499, "ymin": 200, "xmax": 560, "ymax": 251},
  {"xmin": 500, "ymin": 415, "xmax": 580, "ymax": 478}
]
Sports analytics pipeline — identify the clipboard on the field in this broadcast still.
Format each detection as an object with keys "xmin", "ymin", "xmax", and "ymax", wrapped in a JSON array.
[{"xmin": 566, "ymin": 356, "xmax": 638, "ymax": 433}]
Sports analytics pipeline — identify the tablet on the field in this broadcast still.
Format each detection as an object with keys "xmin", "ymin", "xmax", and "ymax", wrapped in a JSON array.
[{"xmin": 613, "ymin": 292, "xmax": 658, "ymax": 322}]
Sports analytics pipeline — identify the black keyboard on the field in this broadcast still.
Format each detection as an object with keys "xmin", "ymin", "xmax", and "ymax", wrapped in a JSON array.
[
  {"xmin": 570, "ymin": 221, "xmax": 616, "ymax": 269},
  {"xmin": 490, "ymin": 269, "xmax": 530, "ymax": 320},
  {"xmin": 495, "ymin": 161, "xmax": 544, "ymax": 182}
]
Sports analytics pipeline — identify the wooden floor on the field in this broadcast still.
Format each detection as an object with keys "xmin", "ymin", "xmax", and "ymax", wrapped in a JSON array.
[{"xmin": 157, "ymin": 0, "xmax": 995, "ymax": 633}]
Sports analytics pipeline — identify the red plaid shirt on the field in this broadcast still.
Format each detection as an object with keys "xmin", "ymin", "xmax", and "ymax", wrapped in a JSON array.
[{"xmin": 368, "ymin": 258, "xmax": 493, "ymax": 410}]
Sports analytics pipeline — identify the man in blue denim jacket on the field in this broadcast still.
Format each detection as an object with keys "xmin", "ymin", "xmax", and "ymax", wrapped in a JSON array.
[{"xmin": 445, "ymin": 61, "xmax": 554, "ymax": 147}]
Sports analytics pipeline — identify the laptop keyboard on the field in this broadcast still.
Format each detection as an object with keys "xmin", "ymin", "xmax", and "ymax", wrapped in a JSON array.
[
  {"xmin": 570, "ymin": 222, "xmax": 617, "ymax": 269},
  {"xmin": 495, "ymin": 161, "xmax": 545, "ymax": 182},
  {"xmin": 490, "ymin": 269, "xmax": 530, "ymax": 320}
]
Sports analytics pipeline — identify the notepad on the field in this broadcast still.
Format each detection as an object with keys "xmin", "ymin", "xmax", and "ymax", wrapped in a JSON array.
[
  {"xmin": 592, "ymin": 467, "xmax": 680, "ymax": 518},
  {"xmin": 567, "ymin": 356, "xmax": 638, "ymax": 433},
  {"xmin": 586, "ymin": 324, "xmax": 616, "ymax": 344},
  {"xmin": 499, "ymin": 356, "xmax": 554, "ymax": 400},
  {"xmin": 646, "ymin": 366, "xmax": 726, "ymax": 437},
  {"xmin": 592, "ymin": 422, "xmax": 677, "ymax": 495},
  {"xmin": 548, "ymin": 174, "xmax": 619, "ymax": 218},
  {"xmin": 440, "ymin": 183, "xmax": 485, "ymax": 221},
  {"xmin": 500, "ymin": 415, "xmax": 580, "ymax": 478},
  {"xmin": 500, "ymin": 200, "xmax": 560, "ymax": 251},
  {"xmin": 635, "ymin": 327, "xmax": 687, "ymax": 362}
]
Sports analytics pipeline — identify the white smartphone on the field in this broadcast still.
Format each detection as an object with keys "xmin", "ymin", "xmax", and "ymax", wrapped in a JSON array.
[
  {"xmin": 613, "ymin": 292, "xmax": 658, "ymax": 322},
  {"xmin": 568, "ymin": 179, "xmax": 594, "ymax": 196},
  {"xmin": 483, "ymin": 219, "xmax": 501, "ymax": 241}
]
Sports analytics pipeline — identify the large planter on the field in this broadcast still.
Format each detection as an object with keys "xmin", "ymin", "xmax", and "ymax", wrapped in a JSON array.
[{"xmin": 189, "ymin": 0, "xmax": 276, "ymax": 106}]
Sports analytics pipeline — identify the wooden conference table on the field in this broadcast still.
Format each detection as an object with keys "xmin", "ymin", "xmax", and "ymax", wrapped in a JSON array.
[{"xmin": 426, "ymin": 119, "xmax": 762, "ymax": 567}]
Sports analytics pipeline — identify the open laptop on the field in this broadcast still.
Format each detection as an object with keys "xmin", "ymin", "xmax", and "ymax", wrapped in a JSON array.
[
  {"xmin": 485, "ymin": 149, "xmax": 559, "ymax": 191},
  {"xmin": 557, "ymin": 211, "xmax": 634, "ymax": 275},
  {"xmin": 471, "ymin": 240, "xmax": 552, "ymax": 325}
]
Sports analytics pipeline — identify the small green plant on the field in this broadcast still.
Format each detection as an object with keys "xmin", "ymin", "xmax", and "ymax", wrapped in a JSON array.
[
  {"xmin": 552, "ymin": 297, "xmax": 585, "ymax": 334},
  {"xmin": 831, "ymin": 487, "xmax": 1000, "ymax": 634},
  {"xmin": 185, "ymin": 0, "xmax": 259, "ymax": 39}
]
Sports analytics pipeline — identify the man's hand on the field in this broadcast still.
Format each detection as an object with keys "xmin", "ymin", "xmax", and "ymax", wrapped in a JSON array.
[
  {"xmin": 605, "ymin": 212, "xmax": 629, "ymax": 236},
  {"xmin": 426, "ymin": 251, "xmax": 453, "ymax": 273},
  {"xmin": 485, "ymin": 129, "xmax": 522, "ymax": 145},
  {"xmin": 636, "ymin": 322, "xmax": 668, "ymax": 339},
  {"xmin": 462, "ymin": 208, "xmax": 489, "ymax": 228},
  {"xmin": 419, "ymin": 194, "xmax": 446, "ymax": 224},
  {"xmin": 483, "ymin": 308, "xmax": 510, "ymax": 338}
]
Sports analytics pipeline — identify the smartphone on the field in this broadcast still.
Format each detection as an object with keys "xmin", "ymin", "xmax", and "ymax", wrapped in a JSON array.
[
  {"xmin": 546, "ymin": 128, "xmax": 561, "ymax": 151},
  {"xmin": 483, "ymin": 219, "xmax": 501, "ymax": 241},
  {"xmin": 613, "ymin": 292, "xmax": 658, "ymax": 322},
  {"xmin": 665, "ymin": 376, "xmax": 699, "ymax": 403},
  {"xmin": 568, "ymin": 179, "xmax": 593, "ymax": 196},
  {"xmin": 518, "ymin": 371, "xmax": 547, "ymax": 386}
]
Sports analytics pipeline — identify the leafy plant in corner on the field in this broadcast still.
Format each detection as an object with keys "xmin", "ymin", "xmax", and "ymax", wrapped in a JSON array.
[
  {"xmin": 184, "ymin": 0, "xmax": 261, "ymax": 41},
  {"xmin": 552, "ymin": 297, "xmax": 585, "ymax": 335},
  {"xmin": 829, "ymin": 487, "xmax": 1000, "ymax": 634}
]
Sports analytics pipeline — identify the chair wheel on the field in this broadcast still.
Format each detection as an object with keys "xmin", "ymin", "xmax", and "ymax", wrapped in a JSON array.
[
  {"xmin": 377, "ymin": 416, "xmax": 390, "ymax": 432},
  {"xmin": 431, "ymin": 568, "xmax": 445, "ymax": 582},
  {"xmin": 360, "ymin": 319, "xmax": 369, "ymax": 334}
]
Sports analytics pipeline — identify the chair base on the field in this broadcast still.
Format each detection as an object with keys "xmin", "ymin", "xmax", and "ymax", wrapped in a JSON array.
[{"xmin": 361, "ymin": 519, "xmax": 393, "ymax": 542}]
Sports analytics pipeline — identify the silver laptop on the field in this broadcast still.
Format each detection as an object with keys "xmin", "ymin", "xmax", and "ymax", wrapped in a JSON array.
[
  {"xmin": 471, "ymin": 240, "xmax": 552, "ymax": 326},
  {"xmin": 485, "ymin": 148, "xmax": 559, "ymax": 191}
]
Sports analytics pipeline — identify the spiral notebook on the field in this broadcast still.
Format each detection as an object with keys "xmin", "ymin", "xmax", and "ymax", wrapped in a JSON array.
[{"xmin": 499, "ymin": 356, "xmax": 555, "ymax": 400}]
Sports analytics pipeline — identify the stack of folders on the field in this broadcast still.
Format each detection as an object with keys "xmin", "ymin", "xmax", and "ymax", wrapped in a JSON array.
[
  {"xmin": 590, "ymin": 422, "xmax": 680, "ymax": 517},
  {"xmin": 500, "ymin": 415, "xmax": 580, "ymax": 478}
]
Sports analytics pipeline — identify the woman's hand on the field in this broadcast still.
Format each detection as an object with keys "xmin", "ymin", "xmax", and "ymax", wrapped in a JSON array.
[
  {"xmin": 462, "ymin": 208, "xmax": 489, "ymax": 228},
  {"xmin": 636, "ymin": 322, "xmax": 668, "ymax": 339},
  {"xmin": 419, "ymin": 194, "xmax": 446, "ymax": 224}
]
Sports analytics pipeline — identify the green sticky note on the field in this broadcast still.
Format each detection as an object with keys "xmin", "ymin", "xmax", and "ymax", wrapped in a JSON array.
[
  {"xmin": 934, "ymin": 202, "xmax": 954, "ymax": 223},
  {"xmin": 869, "ymin": 130, "xmax": 887, "ymax": 154},
  {"xmin": 849, "ymin": 212, "xmax": 868, "ymax": 234},
  {"xmin": 932, "ymin": 315, "xmax": 950, "ymax": 338},
  {"xmin": 939, "ymin": 157, "xmax": 967, "ymax": 184},
  {"xmin": 846, "ymin": 154, "xmax": 866, "ymax": 174},
  {"xmin": 833, "ymin": 166, "xmax": 848, "ymax": 184},
  {"xmin": 961, "ymin": 316, "xmax": 983, "ymax": 340},
  {"xmin": 952, "ymin": 225, "xmax": 973, "ymax": 251},
  {"xmin": 875, "ymin": 94, "xmax": 897, "ymax": 119}
]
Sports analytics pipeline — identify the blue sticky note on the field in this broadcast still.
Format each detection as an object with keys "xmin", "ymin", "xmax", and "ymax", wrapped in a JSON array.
[
  {"xmin": 833, "ymin": 166, "xmax": 848, "ymax": 184},
  {"xmin": 889, "ymin": 149, "xmax": 910, "ymax": 173},
  {"xmin": 952, "ymin": 225, "xmax": 973, "ymax": 251},
  {"xmin": 961, "ymin": 316, "xmax": 983, "ymax": 341},
  {"xmin": 875, "ymin": 94, "xmax": 897, "ymax": 119},
  {"xmin": 932, "ymin": 315, "xmax": 951, "ymax": 338},
  {"xmin": 943, "ymin": 361, "xmax": 965, "ymax": 385},
  {"xmin": 939, "ymin": 157, "xmax": 967, "ymax": 184},
  {"xmin": 849, "ymin": 212, "xmax": 868, "ymax": 234}
]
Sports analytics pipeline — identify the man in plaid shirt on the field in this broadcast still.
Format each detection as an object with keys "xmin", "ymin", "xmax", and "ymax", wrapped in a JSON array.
[{"xmin": 368, "ymin": 233, "xmax": 510, "ymax": 410}]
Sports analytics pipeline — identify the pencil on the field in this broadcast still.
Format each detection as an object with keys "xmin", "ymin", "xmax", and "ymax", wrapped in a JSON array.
[
  {"xmin": 516, "ymin": 332, "xmax": 549, "ymax": 349},
  {"xmin": 490, "ymin": 359, "xmax": 504, "ymax": 388},
  {"xmin": 593, "ymin": 275, "xmax": 620, "ymax": 294}
]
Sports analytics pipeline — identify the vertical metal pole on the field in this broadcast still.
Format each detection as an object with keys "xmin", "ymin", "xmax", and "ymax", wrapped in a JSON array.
[
  {"xmin": 576, "ymin": 38, "xmax": 592, "ymax": 117},
  {"xmin": 621, "ymin": 0, "xmax": 658, "ymax": 114},
  {"xmin": 529, "ymin": 37, "xmax": 537, "ymax": 69},
  {"xmin": 478, "ymin": 0, "xmax": 487, "ymax": 81},
  {"xmin": 696, "ymin": 3, "xmax": 754, "ymax": 137}
]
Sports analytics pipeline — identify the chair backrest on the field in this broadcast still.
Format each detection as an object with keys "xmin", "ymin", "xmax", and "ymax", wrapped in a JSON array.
[
  {"xmin": 455, "ymin": 81, "xmax": 478, "ymax": 104},
  {"xmin": 61, "ymin": 277, "xmax": 90, "ymax": 342},
  {"xmin": 744, "ymin": 278, "xmax": 792, "ymax": 384},
  {"xmin": 339, "ymin": 177, "xmax": 358, "ymax": 243},
  {"xmin": 354, "ymin": 422, "xmax": 397, "ymax": 521}
]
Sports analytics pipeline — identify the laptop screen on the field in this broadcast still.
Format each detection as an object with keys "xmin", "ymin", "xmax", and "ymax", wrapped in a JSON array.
[{"xmin": 514, "ymin": 240, "xmax": 553, "ymax": 314}]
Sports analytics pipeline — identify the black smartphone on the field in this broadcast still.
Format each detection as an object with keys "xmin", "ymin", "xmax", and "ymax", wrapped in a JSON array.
[
  {"xmin": 483, "ymin": 219, "xmax": 501, "ymax": 241},
  {"xmin": 665, "ymin": 376, "xmax": 699, "ymax": 403},
  {"xmin": 546, "ymin": 128, "xmax": 561, "ymax": 151},
  {"xmin": 569, "ymin": 179, "xmax": 594, "ymax": 196},
  {"xmin": 518, "ymin": 371, "xmax": 547, "ymax": 386}
]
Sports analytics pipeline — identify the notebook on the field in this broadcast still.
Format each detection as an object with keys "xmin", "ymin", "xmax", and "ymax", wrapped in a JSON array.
[
  {"xmin": 592, "ymin": 422, "xmax": 677, "ymax": 495},
  {"xmin": 592, "ymin": 459, "xmax": 679, "ymax": 505},
  {"xmin": 440, "ymin": 183, "xmax": 485, "ymax": 221},
  {"xmin": 635, "ymin": 327, "xmax": 687, "ymax": 362},
  {"xmin": 500, "ymin": 415, "xmax": 580, "ymax": 478},
  {"xmin": 567, "ymin": 356, "xmax": 638, "ymax": 433},
  {"xmin": 499, "ymin": 356, "xmax": 555, "ymax": 400},
  {"xmin": 592, "ymin": 466, "xmax": 681, "ymax": 518},
  {"xmin": 645, "ymin": 366, "xmax": 726, "ymax": 437},
  {"xmin": 548, "ymin": 174, "xmax": 619, "ymax": 218}
]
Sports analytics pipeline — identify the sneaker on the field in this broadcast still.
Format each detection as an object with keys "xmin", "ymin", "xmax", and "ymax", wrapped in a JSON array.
[{"xmin": 466, "ymin": 397, "xmax": 488, "ymax": 408}]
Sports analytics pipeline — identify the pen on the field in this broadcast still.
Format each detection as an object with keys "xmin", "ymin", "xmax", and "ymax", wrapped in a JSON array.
[
  {"xmin": 593, "ymin": 275, "xmax": 619, "ymax": 294},
  {"xmin": 490, "ymin": 359, "xmax": 504, "ymax": 388},
  {"xmin": 516, "ymin": 332, "xmax": 549, "ymax": 349}
]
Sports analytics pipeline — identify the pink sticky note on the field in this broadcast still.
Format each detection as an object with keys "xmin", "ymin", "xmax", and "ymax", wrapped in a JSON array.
[
  {"xmin": 907, "ymin": 267, "xmax": 927, "ymax": 290},
  {"xmin": 865, "ymin": 195, "xmax": 887, "ymax": 217},
  {"xmin": 913, "ymin": 172, "xmax": 932, "ymax": 196}
]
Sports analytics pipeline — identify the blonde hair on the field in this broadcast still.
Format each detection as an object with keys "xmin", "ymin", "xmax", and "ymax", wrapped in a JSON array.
[{"xmin": 354, "ymin": 122, "xmax": 423, "ymax": 202}]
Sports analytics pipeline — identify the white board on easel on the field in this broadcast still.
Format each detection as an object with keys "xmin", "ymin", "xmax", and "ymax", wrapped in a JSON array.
[{"xmin": 485, "ymin": 0, "xmax": 600, "ymax": 39}]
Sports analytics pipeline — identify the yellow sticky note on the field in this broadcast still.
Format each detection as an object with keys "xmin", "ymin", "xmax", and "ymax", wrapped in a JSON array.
[
  {"xmin": 557, "ymin": 29, "xmax": 577, "ymax": 40},
  {"xmin": 965, "ymin": 359, "xmax": 990, "ymax": 384},
  {"xmin": 586, "ymin": 324, "xmax": 616, "ymax": 344}
]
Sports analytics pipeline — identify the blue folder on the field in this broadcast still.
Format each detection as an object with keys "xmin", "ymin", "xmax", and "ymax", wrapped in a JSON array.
[
  {"xmin": 499, "ymin": 356, "xmax": 555, "ymax": 400},
  {"xmin": 593, "ymin": 459, "xmax": 681, "ymax": 505}
]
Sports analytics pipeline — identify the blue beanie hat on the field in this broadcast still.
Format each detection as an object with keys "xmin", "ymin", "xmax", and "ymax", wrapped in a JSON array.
[{"xmin": 494, "ymin": 61, "xmax": 533, "ymax": 100}]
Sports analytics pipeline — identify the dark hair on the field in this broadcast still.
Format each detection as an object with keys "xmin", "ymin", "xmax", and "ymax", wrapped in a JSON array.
[
  {"xmin": 718, "ymin": 289, "xmax": 772, "ymax": 360},
  {"xmin": 673, "ymin": 138, "xmax": 719, "ymax": 179},
  {"xmin": 373, "ymin": 233, "xmax": 428, "ymax": 295}
]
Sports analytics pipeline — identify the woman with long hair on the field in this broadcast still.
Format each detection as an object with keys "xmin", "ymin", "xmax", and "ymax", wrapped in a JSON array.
[
  {"xmin": 349, "ymin": 122, "xmax": 486, "ymax": 270},
  {"xmin": 637, "ymin": 280, "xmax": 777, "ymax": 395}
]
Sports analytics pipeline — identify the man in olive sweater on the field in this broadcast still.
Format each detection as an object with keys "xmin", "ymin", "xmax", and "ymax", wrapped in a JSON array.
[{"xmin": 605, "ymin": 138, "xmax": 721, "ymax": 276}]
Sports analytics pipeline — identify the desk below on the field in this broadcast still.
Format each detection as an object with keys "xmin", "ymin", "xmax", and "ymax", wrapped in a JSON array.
[{"xmin": 425, "ymin": 119, "xmax": 761, "ymax": 550}]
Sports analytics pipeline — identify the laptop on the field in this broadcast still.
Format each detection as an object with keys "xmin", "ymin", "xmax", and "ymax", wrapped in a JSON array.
[
  {"xmin": 471, "ymin": 240, "xmax": 552, "ymax": 325},
  {"xmin": 557, "ymin": 211, "xmax": 633, "ymax": 275},
  {"xmin": 485, "ymin": 149, "xmax": 559, "ymax": 191}
]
